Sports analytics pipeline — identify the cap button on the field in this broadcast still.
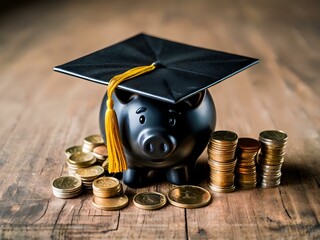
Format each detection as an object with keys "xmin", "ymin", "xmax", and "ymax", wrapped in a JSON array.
[{"xmin": 153, "ymin": 61, "xmax": 163, "ymax": 68}]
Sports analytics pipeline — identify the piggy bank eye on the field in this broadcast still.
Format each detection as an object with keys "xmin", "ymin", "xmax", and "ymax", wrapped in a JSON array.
[
  {"xmin": 139, "ymin": 115, "xmax": 146, "ymax": 124},
  {"xmin": 169, "ymin": 117, "xmax": 176, "ymax": 126}
]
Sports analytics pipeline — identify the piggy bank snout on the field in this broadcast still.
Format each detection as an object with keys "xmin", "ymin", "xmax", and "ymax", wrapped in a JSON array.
[{"xmin": 138, "ymin": 129, "xmax": 176, "ymax": 159}]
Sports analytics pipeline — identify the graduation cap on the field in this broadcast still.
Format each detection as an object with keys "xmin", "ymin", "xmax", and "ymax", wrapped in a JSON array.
[{"xmin": 54, "ymin": 33, "xmax": 259, "ymax": 173}]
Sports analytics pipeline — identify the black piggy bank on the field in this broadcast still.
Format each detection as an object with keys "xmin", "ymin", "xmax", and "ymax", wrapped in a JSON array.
[{"xmin": 99, "ymin": 89, "xmax": 216, "ymax": 187}]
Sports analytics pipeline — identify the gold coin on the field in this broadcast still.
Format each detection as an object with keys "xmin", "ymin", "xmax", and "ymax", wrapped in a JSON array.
[
  {"xmin": 92, "ymin": 195, "xmax": 128, "ymax": 211},
  {"xmin": 68, "ymin": 152, "xmax": 95, "ymax": 166},
  {"xmin": 84, "ymin": 135, "xmax": 104, "ymax": 147},
  {"xmin": 93, "ymin": 176, "xmax": 120, "ymax": 191},
  {"xmin": 133, "ymin": 192, "xmax": 167, "ymax": 210},
  {"xmin": 52, "ymin": 176, "xmax": 82, "ymax": 193},
  {"xmin": 208, "ymin": 184, "xmax": 236, "ymax": 193},
  {"xmin": 167, "ymin": 185, "xmax": 211, "ymax": 209},
  {"xmin": 237, "ymin": 138, "xmax": 261, "ymax": 150},
  {"xmin": 259, "ymin": 130, "xmax": 288, "ymax": 143},
  {"xmin": 210, "ymin": 130, "xmax": 238, "ymax": 143},
  {"xmin": 93, "ymin": 145, "xmax": 108, "ymax": 159},
  {"xmin": 75, "ymin": 165, "xmax": 104, "ymax": 180},
  {"xmin": 65, "ymin": 146, "xmax": 83, "ymax": 158}
]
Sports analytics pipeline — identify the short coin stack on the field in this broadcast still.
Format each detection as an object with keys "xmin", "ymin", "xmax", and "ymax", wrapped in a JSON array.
[
  {"xmin": 235, "ymin": 138, "xmax": 261, "ymax": 189},
  {"xmin": 82, "ymin": 135, "xmax": 105, "ymax": 153},
  {"xmin": 92, "ymin": 177, "xmax": 128, "ymax": 210},
  {"xmin": 66, "ymin": 152, "xmax": 96, "ymax": 176},
  {"xmin": 207, "ymin": 130, "xmax": 238, "ymax": 193},
  {"xmin": 257, "ymin": 130, "xmax": 288, "ymax": 188},
  {"xmin": 52, "ymin": 176, "xmax": 82, "ymax": 199},
  {"xmin": 133, "ymin": 192, "xmax": 167, "ymax": 210},
  {"xmin": 75, "ymin": 165, "xmax": 105, "ymax": 189}
]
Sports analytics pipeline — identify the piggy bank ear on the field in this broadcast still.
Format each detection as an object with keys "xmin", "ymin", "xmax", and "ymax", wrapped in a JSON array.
[
  {"xmin": 182, "ymin": 91, "xmax": 205, "ymax": 108},
  {"xmin": 114, "ymin": 89, "xmax": 137, "ymax": 104}
]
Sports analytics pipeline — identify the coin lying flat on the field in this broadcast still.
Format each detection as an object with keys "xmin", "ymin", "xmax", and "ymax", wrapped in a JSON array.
[
  {"xmin": 92, "ymin": 195, "xmax": 128, "ymax": 211},
  {"xmin": 167, "ymin": 185, "xmax": 211, "ymax": 209},
  {"xmin": 133, "ymin": 192, "xmax": 167, "ymax": 210}
]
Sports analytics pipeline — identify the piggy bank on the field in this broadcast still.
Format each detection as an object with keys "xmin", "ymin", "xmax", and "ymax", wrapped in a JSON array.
[{"xmin": 99, "ymin": 89, "xmax": 216, "ymax": 187}]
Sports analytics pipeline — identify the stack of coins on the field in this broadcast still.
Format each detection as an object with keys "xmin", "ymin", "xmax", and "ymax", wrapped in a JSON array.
[
  {"xmin": 235, "ymin": 138, "xmax": 261, "ymax": 189},
  {"xmin": 257, "ymin": 130, "xmax": 288, "ymax": 188},
  {"xmin": 66, "ymin": 152, "xmax": 96, "ymax": 176},
  {"xmin": 207, "ymin": 130, "xmax": 238, "ymax": 193},
  {"xmin": 92, "ymin": 177, "xmax": 128, "ymax": 210},
  {"xmin": 82, "ymin": 135, "xmax": 105, "ymax": 153},
  {"xmin": 75, "ymin": 165, "xmax": 105, "ymax": 189},
  {"xmin": 92, "ymin": 145, "xmax": 108, "ymax": 165},
  {"xmin": 133, "ymin": 192, "xmax": 167, "ymax": 210},
  {"xmin": 52, "ymin": 176, "xmax": 82, "ymax": 199}
]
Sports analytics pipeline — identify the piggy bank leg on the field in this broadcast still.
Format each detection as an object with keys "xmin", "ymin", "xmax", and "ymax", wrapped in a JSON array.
[
  {"xmin": 166, "ymin": 164, "xmax": 194, "ymax": 185},
  {"xmin": 123, "ymin": 168, "xmax": 149, "ymax": 187}
]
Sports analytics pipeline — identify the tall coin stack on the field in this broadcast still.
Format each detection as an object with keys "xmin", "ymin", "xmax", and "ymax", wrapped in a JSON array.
[
  {"xmin": 257, "ymin": 130, "xmax": 288, "ymax": 188},
  {"xmin": 235, "ymin": 138, "xmax": 261, "ymax": 189},
  {"xmin": 92, "ymin": 177, "xmax": 128, "ymax": 210},
  {"xmin": 207, "ymin": 130, "xmax": 238, "ymax": 193}
]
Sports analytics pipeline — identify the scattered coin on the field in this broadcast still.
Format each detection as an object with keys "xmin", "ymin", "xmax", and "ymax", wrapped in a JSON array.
[
  {"xmin": 133, "ymin": 192, "xmax": 167, "ymax": 210},
  {"xmin": 167, "ymin": 185, "xmax": 211, "ymax": 208}
]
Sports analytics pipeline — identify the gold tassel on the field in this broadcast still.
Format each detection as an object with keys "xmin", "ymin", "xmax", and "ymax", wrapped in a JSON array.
[{"xmin": 105, "ymin": 63, "xmax": 156, "ymax": 173}]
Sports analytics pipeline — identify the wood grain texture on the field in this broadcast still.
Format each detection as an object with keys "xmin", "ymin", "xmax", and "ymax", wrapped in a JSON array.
[{"xmin": 0, "ymin": 0, "xmax": 319, "ymax": 239}]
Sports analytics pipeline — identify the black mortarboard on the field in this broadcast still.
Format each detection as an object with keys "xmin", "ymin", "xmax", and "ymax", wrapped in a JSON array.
[
  {"xmin": 54, "ymin": 33, "xmax": 258, "ymax": 173},
  {"xmin": 54, "ymin": 33, "xmax": 258, "ymax": 104}
]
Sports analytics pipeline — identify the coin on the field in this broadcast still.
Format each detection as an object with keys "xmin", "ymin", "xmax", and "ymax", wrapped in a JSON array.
[
  {"xmin": 167, "ymin": 185, "xmax": 211, "ymax": 209},
  {"xmin": 65, "ymin": 146, "xmax": 83, "ymax": 158},
  {"xmin": 208, "ymin": 184, "xmax": 236, "ymax": 193},
  {"xmin": 259, "ymin": 130, "xmax": 288, "ymax": 144},
  {"xmin": 93, "ymin": 177, "xmax": 119, "ymax": 191},
  {"xmin": 83, "ymin": 135, "xmax": 105, "ymax": 152},
  {"xmin": 92, "ymin": 195, "xmax": 129, "ymax": 211},
  {"xmin": 93, "ymin": 145, "xmax": 108, "ymax": 160},
  {"xmin": 133, "ymin": 192, "xmax": 167, "ymax": 210},
  {"xmin": 68, "ymin": 152, "xmax": 95, "ymax": 166},
  {"xmin": 237, "ymin": 138, "xmax": 261, "ymax": 150},
  {"xmin": 75, "ymin": 165, "xmax": 105, "ymax": 180}
]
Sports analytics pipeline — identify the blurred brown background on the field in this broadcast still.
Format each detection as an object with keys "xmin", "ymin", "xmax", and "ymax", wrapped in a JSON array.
[{"xmin": 0, "ymin": 0, "xmax": 319, "ymax": 239}]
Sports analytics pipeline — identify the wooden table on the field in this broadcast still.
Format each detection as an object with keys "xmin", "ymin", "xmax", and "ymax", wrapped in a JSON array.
[{"xmin": 1, "ymin": 0, "xmax": 319, "ymax": 239}]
